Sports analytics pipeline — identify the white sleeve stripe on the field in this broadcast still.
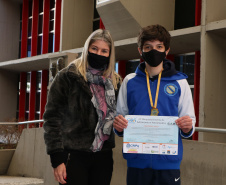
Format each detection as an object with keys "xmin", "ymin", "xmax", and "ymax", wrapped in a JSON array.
[
  {"xmin": 116, "ymin": 73, "xmax": 136, "ymax": 116},
  {"xmin": 177, "ymin": 79, "xmax": 196, "ymax": 136}
]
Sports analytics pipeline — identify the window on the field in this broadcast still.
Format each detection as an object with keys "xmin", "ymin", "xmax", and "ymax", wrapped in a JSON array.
[{"xmin": 174, "ymin": 53, "xmax": 195, "ymax": 96}]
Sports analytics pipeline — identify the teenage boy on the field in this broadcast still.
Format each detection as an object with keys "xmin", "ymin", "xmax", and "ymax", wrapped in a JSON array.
[{"xmin": 113, "ymin": 24, "xmax": 196, "ymax": 185}]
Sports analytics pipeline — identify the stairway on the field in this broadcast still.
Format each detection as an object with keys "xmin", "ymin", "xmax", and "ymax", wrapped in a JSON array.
[{"xmin": 0, "ymin": 176, "xmax": 44, "ymax": 185}]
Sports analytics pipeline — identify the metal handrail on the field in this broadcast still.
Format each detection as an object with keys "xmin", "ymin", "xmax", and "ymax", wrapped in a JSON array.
[
  {"xmin": 0, "ymin": 120, "xmax": 226, "ymax": 134},
  {"xmin": 0, "ymin": 120, "xmax": 44, "ymax": 128},
  {"xmin": 18, "ymin": 120, "xmax": 44, "ymax": 124},
  {"xmin": 195, "ymin": 127, "xmax": 226, "ymax": 134}
]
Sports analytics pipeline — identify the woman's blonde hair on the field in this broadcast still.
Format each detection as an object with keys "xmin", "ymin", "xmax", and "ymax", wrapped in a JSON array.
[{"xmin": 73, "ymin": 29, "xmax": 120, "ymax": 89}]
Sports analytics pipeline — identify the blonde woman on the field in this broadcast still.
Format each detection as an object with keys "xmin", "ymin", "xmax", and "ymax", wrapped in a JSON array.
[{"xmin": 43, "ymin": 29, "xmax": 121, "ymax": 185}]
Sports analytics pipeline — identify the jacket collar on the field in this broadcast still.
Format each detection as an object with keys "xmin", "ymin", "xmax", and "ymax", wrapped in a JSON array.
[
  {"xmin": 66, "ymin": 63, "xmax": 92, "ymax": 97},
  {"xmin": 137, "ymin": 59, "xmax": 178, "ymax": 79}
]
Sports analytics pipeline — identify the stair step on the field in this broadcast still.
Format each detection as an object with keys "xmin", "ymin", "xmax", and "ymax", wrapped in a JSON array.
[{"xmin": 0, "ymin": 176, "xmax": 44, "ymax": 185}]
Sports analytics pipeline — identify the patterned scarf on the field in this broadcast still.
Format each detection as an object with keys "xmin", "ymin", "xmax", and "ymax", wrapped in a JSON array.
[{"xmin": 86, "ymin": 70, "xmax": 116, "ymax": 152}]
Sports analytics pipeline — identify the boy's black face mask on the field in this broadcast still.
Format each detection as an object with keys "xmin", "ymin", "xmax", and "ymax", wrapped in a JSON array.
[
  {"xmin": 142, "ymin": 49, "xmax": 166, "ymax": 67},
  {"xmin": 88, "ymin": 52, "xmax": 110, "ymax": 71}
]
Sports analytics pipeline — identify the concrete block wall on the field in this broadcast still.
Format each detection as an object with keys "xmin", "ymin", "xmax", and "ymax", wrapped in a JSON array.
[
  {"xmin": 7, "ymin": 127, "xmax": 127, "ymax": 185},
  {"xmin": 0, "ymin": 149, "xmax": 15, "ymax": 175},
  {"xmin": 181, "ymin": 140, "xmax": 226, "ymax": 185},
  {"xmin": 7, "ymin": 128, "xmax": 57, "ymax": 185},
  {"xmin": 6, "ymin": 128, "xmax": 226, "ymax": 185},
  {"xmin": 114, "ymin": 139, "xmax": 226, "ymax": 185}
]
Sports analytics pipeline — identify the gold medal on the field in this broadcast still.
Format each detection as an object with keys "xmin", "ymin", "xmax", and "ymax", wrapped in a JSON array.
[
  {"xmin": 145, "ymin": 68, "xmax": 162, "ymax": 116},
  {"xmin": 151, "ymin": 108, "xmax": 159, "ymax": 116}
]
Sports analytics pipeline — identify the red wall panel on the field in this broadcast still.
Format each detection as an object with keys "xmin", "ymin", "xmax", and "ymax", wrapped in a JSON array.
[
  {"xmin": 54, "ymin": 0, "xmax": 62, "ymax": 52},
  {"xmin": 31, "ymin": 0, "xmax": 39, "ymax": 56},
  {"xmin": 28, "ymin": 71, "xmax": 37, "ymax": 127},
  {"xmin": 192, "ymin": 0, "xmax": 202, "ymax": 140},
  {"xmin": 21, "ymin": 0, "xmax": 29, "ymax": 58},
  {"xmin": 42, "ymin": 0, "xmax": 50, "ymax": 54},
  {"xmin": 99, "ymin": 18, "xmax": 105, "ymax": 29}
]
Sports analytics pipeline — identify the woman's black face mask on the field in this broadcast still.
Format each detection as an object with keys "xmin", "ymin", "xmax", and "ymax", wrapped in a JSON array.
[
  {"xmin": 142, "ymin": 49, "xmax": 166, "ymax": 67},
  {"xmin": 88, "ymin": 52, "xmax": 110, "ymax": 71}
]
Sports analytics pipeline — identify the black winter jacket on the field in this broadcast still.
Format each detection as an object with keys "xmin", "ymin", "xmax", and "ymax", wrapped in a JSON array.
[{"xmin": 43, "ymin": 63, "xmax": 121, "ymax": 160}]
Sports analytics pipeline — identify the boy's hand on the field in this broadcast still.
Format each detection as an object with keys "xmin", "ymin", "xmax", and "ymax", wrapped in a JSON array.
[
  {"xmin": 175, "ymin": 116, "xmax": 193, "ymax": 133},
  {"xmin": 113, "ymin": 115, "xmax": 128, "ymax": 132}
]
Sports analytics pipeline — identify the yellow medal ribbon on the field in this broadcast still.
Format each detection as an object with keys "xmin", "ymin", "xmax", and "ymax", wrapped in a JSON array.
[{"xmin": 145, "ymin": 68, "xmax": 162, "ymax": 116}]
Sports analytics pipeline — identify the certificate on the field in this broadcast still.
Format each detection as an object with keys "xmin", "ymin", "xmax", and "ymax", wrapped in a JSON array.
[{"xmin": 123, "ymin": 115, "xmax": 179, "ymax": 155}]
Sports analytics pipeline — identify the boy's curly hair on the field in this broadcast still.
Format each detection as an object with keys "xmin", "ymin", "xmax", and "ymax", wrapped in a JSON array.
[{"xmin": 137, "ymin": 24, "xmax": 171, "ymax": 50}]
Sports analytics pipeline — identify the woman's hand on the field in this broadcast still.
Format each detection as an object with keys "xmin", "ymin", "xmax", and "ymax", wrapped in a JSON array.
[
  {"xmin": 53, "ymin": 163, "xmax": 67, "ymax": 184},
  {"xmin": 113, "ymin": 115, "xmax": 128, "ymax": 132},
  {"xmin": 175, "ymin": 116, "xmax": 193, "ymax": 133}
]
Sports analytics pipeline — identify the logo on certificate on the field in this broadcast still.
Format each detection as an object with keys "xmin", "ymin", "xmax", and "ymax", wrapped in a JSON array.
[
  {"xmin": 127, "ymin": 118, "xmax": 137, "ymax": 123},
  {"xmin": 124, "ymin": 143, "xmax": 141, "ymax": 153},
  {"xmin": 172, "ymin": 150, "xmax": 177, "ymax": 155},
  {"xmin": 126, "ymin": 143, "xmax": 139, "ymax": 148}
]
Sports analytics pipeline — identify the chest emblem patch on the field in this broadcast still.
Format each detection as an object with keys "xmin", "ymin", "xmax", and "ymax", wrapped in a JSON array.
[{"xmin": 164, "ymin": 84, "xmax": 178, "ymax": 96}]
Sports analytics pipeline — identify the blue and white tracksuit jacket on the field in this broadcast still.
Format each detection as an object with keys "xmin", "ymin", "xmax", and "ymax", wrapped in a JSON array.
[{"xmin": 115, "ymin": 61, "xmax": 196, "ymax": 170}]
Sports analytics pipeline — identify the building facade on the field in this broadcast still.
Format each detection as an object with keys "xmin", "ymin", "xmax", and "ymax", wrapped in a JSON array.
[{"xmin": 0, "ymin": 0, "xmax": 226, "ymax": 143}]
